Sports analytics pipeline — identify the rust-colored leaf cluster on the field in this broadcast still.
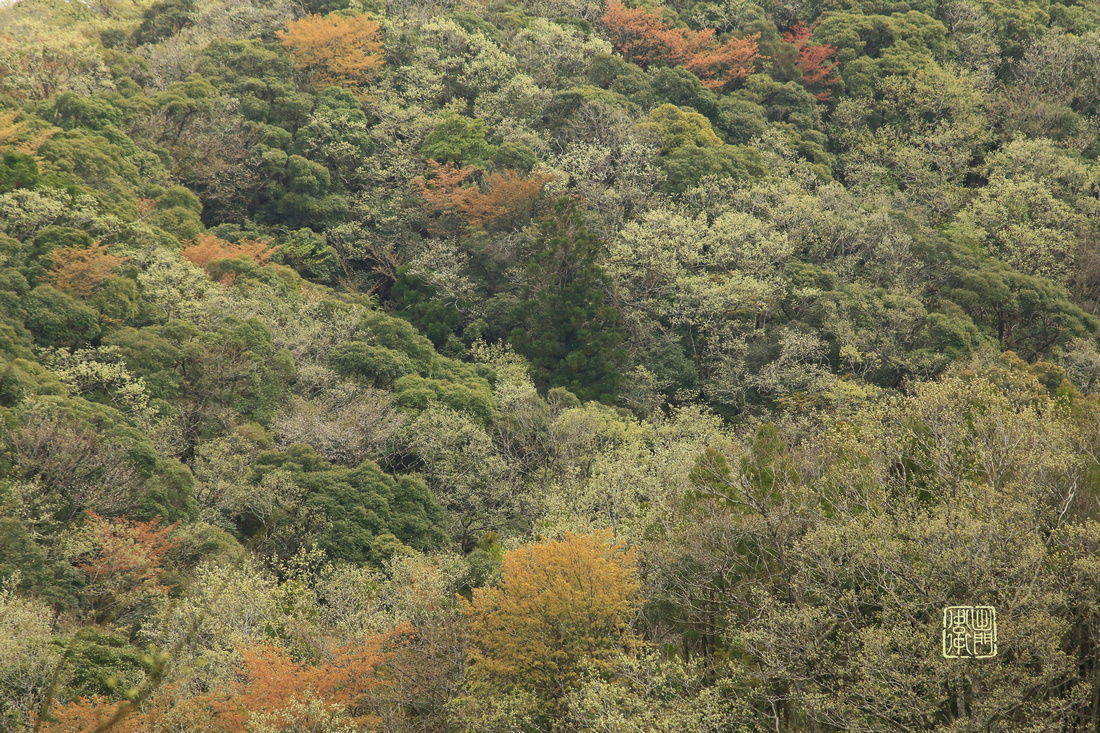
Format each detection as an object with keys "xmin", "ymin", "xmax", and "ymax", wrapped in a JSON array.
[
  {"xmin": 601, "ymin": 0, "xmax": 759, "ymax": 90},
  {"xmin": 782, "ymin": 22, "xmax": 840, "ymax": 99},
  {"xmin": 78, "ymin": 513, "xmax": 179, "ymax": 624},
  {"xmin": 182, "ymin": 233, "xmax": 278, "ymax": 275},
  {"xmin": 416, "ymin": 161, "xmax": 554, "ymax": 234},
  {"xmin": 45, "ymin": 241, "xmax": 127, "ymax": 298}
]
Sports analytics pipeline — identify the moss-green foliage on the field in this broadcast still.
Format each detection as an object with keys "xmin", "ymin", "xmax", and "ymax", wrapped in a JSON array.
[
  {"xmin": 329, "ymin": 340, "xmax": 416, "ymax": 387},
  {"xmin": 62, "ymin": 628, "xmax": 149, "ymax": 699},
  {"xmin": 391, "ymin": 265, "xmax": 464, "ymax": 349},
  {"xmin": 253, "ymin": 445, "xmax": 447, "ymax": 563},
  {"xmin": 0, "ymin": 517, "xmax": 84, "ymax": 608},
  {"xmin": 421, "ymin": 113, "xmax": 496, "ymax": 167},
  {"xmin": 393, "ymin": 374, "xmax": 495, "ymax": 423},
  {"xmin": 510, "ymin": 202, "xmax": 627, "ymax": 403},
  {"xmin": 0, "ymin": 151, "xmax": 40, "ymax": 194}
]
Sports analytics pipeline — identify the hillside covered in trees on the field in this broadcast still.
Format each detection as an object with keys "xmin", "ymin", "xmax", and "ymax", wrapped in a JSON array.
[{"xmin": 2, "ymin": 0, "xmax": 1100, "ymax": 729}]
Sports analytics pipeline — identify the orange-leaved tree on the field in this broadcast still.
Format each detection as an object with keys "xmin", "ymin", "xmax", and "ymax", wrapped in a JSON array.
[
  {"xmin": 206, "ymin": 624, "xmax": 411, "ymax": 731},
  {"xmin": 684, "ymin": 33, "xmax": 760, "ymax": 90},
  {"xmin": 416, "ymin": 160, "xmax": 555, "ymax": 234},
  {"xmin": 181, "ymin": 233, "xmax": 278, "ymax": 276},
  {"xmin": 45, "ymin": 241, "xmax": 127, "ymax": 298},
  {"xmin": 46, "ymin": 624, "xmax": 411, "ymax": 732},
  {"xmin": 601, "ymin": 0, "xmax": 758, "ymax": 89},
  {"xmin": 461, "ymin": 531, "xmax": 641, "ymax": 718},
  {"xmin": 78, "ymin": 513, "xmax": 179, "ymax": 625},
  {"xmin": 600, "ymin": 0, "xmax": 712, "ymax": 67},
  {"xmin": 782, "ymin": 22, "xmax": 840, "ymax": 99},
  {"xmin": 276, "ymin": 13, "xmax": 384, "ymax": 94}
]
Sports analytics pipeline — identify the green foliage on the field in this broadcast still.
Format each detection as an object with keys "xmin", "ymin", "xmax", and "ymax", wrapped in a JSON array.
[
  {"xmin": 253, "ymin": 445, "xmax": 448, "ymax": 564},
  {"xmin": 510, "ymin": 201, "xmax": 626, "ymax": 403},
  {"xmin": 329, "ymin": 340, "xmax": 416, "ymax": 387},
  {"xmin": 393, "ymin": 375, "xmax": 495, "ymax": 423},
  {"xmin": 21, "ymin": 286, "xmax": 101, "ymax": 347},
  {"xmin": 390, "ymin": 265, "xmax": 464, "ymax": 349},
  {"xmin": 275, "ymin": 228, "xmax": 341, "ymax": 284},
  {"xmin": 420, "ymin": 112, "xmax": 496, "ymax": 168},
  {"xmin": 0, "ymin": 152, "xmax": 40, "ymax": 193},
  {"xmin": 133, "ymin": 0, "xmax": 196, "ymax": 46},
  {"xmin": 0, "ymin": 518, "xmax": 83, "ymax": 607},
  {"xmin": 62, "ymin": 628, "xmax": 148, "ymax": 699}
]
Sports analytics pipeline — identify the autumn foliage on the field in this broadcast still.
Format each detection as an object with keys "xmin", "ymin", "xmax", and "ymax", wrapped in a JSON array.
[
  {"xmin": 417, "ymin": 161, "xmax": 554, "ymax": 233},
  {"xmin": 45, "ymin": 241, "xmax": 127, "ymax": 297},
  {"xmin": 46, "ymin": 624, "xmax": 411, "ymax": 733},
  {"xmin": 205, "ymin": 625, "xmax": 409, "ymax": 731},
  {"xmin": 277, "ymin": 13, "xmax": 384, "ymax": 93},
  {"xmin": 182, "ymin": 233, "xmax": 277, "ymax": 274},
  {"xmin": 78, "ymin": 513, "xmax": 179, "ymax": 624},
  {"xmin": 462, "ymin": 531, "xmax": 640, "ymax": 711},
  {"xmin": 601, "ymin": 0, "xmax": 759, "ymax": 89},
  {"xmin": 782, "ymin": 22, "xmax": 840, "ymax": 99}
]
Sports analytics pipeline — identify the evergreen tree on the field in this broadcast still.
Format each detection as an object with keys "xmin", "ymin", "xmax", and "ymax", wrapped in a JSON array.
[{"xmin": 510, "ymin": 200, "xmax": 626, "ymax": 403}]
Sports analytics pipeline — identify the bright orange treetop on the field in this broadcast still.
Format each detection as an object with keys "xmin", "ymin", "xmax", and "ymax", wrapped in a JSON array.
[{"xmin": 277, "ymin": 13, "xmax": 384, "ymax": 93}]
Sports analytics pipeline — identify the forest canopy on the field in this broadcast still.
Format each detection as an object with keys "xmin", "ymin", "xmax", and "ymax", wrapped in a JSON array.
[{"xmin": 2, "ymin": 0, "xmax": 1100, "ymax": 729}]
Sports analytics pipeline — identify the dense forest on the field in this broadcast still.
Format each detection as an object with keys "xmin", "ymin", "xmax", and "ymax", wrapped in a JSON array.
[{"xmin": 1, "ymin": 0, "xmax": 1100, "ymax": 729}]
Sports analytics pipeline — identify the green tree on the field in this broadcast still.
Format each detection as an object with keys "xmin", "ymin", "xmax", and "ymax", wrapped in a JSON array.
[
  {"xmin": 510, "ymin": 200, "xmax": 626, "ymax": 403},
  {"xmin": 252, "ymin": 444, "xmax": 448, "ymax": 564},
  {"xmin": 420, "ymin": 112, "xmax": 496, "ymax": 168}
]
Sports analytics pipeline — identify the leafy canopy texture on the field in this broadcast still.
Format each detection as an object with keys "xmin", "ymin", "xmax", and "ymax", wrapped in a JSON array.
[
  {"xmin": 460, "ymin": 531, "xmax": 641, "ymax": 721},
  {"xmin": 276, "ymin": 13, "xmax": 383, "ymax": 94},
  {"xmin": 601, "ymin": 0, "xmax": 759, "ymax": 89}
]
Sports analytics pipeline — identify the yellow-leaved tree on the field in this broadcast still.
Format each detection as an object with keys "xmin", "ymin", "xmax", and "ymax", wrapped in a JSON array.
[
  {"xmin": 276, "ymin": 13, "xmax": 383, "ymax": 95},
  {"xmin": 458, "ymin": 531, "xmax": 641, "ymax": 727}
]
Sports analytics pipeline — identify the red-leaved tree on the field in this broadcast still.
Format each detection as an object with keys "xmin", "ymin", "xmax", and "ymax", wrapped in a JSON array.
[{"xmin": 782, "ymin": 22, "xmax": 840, "ymax": 99}]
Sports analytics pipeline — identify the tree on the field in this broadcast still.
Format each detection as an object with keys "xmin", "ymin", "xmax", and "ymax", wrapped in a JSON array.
[
  {"xmin": 0, "ymin": 24, "xmax": 110, "ymax": 101},
  {"xmin": 132, "ymin": 0, "xmax": 195, "ymax": 46},
  {"xmin": 460, "ymin": 531, "xmax": 641, "ymax": 724},
  {"xmin": 276, "ymin": 13, "xmax": 383, "ymax": 94},
  {"xmin": 417, "ymin": 160, "xmax": 554, "ymax": 234},
  {"xmin": 510, "ymin": 200, "xmax": 627, "ymax": 404},
  {"xmin": 400, "ymin": 406, "xmax": 520, "ymax": 551},
  {"xmin": 0, "ymin": 586, "xmax": 60, "ymax": 730},
  {"xmin": 181, "ymin": 233, "xmax": 277, "ymax": 275},
  {"xmin": 683, "ymin": 33, "xmax": 761, "ymax": 91},
  {"xmin": 420, "ymin": 113, "xmax": 495, "ymax": 168},
  {"xmin": 781, "ymin": 22, "xmax": 840, "ymax": 99},
  {"xmin": 44, "ymin": 241, "xmax": 126, "ymax": 298},
  {"xmin": 600, "ymin": 1, "xmax": 758, "ymax": 89},
  {"xmin": 204, "ymin": 625, "xmax": 410, "ymax": 732},
  {"xmin": 253, "ymin": 444, "xmax": 448, "ymax": 564},
  {"xmin": 0, "ymin": 150, "xmax": 41, "ymax": 194},
  {"xmin": 77, "ymin": 513, "xmax": 180, "ymax": 625},
  {"xmin": 599, "ymin": 0, "xmax": 715, "ymax": 69}
]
